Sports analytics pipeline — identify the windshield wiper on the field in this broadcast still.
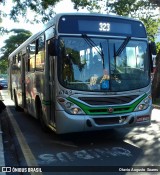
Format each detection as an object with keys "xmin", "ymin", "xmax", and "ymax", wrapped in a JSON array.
[
  {"xmin": 82, "ymin": 34, "xmax": 105, "ymax": 69},
  {"xmin": 115, "ymin": 36, "xmax": 131, "ymax": 57}
]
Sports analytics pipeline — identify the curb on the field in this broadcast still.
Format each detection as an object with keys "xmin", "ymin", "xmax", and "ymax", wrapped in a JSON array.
[
  {"xmin": 0, "ymin": 91, "xmax": 6, "ymax": 174},
  {"xmin": 152, "ymin": 104, "xmax": 160, "ymax": 109}
]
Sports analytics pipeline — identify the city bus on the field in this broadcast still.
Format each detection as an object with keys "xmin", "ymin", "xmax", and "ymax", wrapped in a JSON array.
[{"xmin": 8, "ymin": 13, "xmax": 156, "ymax": 134}]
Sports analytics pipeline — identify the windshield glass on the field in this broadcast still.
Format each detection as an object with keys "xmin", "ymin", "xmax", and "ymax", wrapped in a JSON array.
[{"xmin": 58, "ymin": 37, "xmax": 150, "ymax": 92}]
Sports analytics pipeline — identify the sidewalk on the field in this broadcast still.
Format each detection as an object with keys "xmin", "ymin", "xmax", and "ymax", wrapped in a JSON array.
[
  {"xmin": 152, "ymin": 103, "xmax": 160, "ymax": 109},
  {"xmin": 0, "ymin": 91, "xmax": 6, "ymax": 175}
]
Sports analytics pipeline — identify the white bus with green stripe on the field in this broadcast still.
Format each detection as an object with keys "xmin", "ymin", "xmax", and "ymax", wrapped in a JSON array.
[{"xmin": 8, "ymin": 13, "xmax": 156, "ymax": 134}]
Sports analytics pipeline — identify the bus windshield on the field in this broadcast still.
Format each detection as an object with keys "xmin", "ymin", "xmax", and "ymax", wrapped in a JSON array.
[{"xmin": 58, "ymin": 36, "xmax": 150, "ymax": 92}]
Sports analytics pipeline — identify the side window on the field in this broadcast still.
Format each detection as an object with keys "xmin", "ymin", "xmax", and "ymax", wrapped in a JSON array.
[
  {"xmin": 36, "ymin": 35, "xmax": 45, "ymax": 71},
  {"xmin": 13, "ymin": 55, "xmax": 16, "ymax": 64},
  {"xmin": 12, "ymin": 55, "xmax": 17, "ymax": 73},
  {"xmin": 17, "ymin": 53, "xmax": 21, "ymax": 69},
  {"xmin": 29, "ymin": 41, "xmax": 36, "ymax": 72},
  {"xmin": 16, "ymin": 54, "xmax": 19, "ymax": 66},
  {"xmin": 16, "ymin": 55, "xmax": 18, "ymax": 64}
]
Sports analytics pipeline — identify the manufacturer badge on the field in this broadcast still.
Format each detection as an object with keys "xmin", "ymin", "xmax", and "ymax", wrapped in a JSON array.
[{"xmin": 108, "ymin": 107, "xmax": 114, "ymax": 113}]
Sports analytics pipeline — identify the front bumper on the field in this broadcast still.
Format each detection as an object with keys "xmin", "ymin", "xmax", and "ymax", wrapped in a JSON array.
[{"xmin": 55, "ymin": 106, "xmax": 152, "ymax": 134}]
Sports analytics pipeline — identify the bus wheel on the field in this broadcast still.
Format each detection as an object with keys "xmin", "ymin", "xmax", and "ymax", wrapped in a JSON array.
[
  {"xmin": 14, "ymin": 91, "xmax": 20, "ymax": 111},
  {"xmin": 39, "ymin": 104, "xmax": 49, "ymax": 132}
]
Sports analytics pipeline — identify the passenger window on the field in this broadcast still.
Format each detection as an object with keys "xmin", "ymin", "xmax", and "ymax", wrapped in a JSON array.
[
  {"xmin": 17, "ymin": 53, "xmax": 21, "ymax": 68},
  {"xmin": 29, "ymin": 41, "xmax": 36, "ymax": 72},
  {"xmin": 36, "ymin": 35, "xmax": 45, "ymax": 71},
  {"xmin": 13, "ymin": 55, "xmax": 16, "ymax": 64}
]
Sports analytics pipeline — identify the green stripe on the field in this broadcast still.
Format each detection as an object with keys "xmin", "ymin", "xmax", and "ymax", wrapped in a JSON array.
[
  {"xmin": 42, "ymin": 100, "xmax": 51, "ymax": 105},
  {"xmin": 67, "ymin": 94, "xmax": 147, "ymax": 115}
]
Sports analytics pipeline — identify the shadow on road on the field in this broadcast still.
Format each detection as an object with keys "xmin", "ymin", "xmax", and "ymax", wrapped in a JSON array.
[{"xmin": 0, "ymin": 100, "xmax": 6, "ymax": 113}]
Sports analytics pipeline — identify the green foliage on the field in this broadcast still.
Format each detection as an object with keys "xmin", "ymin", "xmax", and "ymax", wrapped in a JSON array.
[
  {"xmin": 0, "ymin": 2, "xmax": 7, "ymax": 35},
  {"xmin": 149, "ymin": 0, "xmax": 160, "ymax": 6},
  {"xmin": 108, "ymin": 0, "xmax": 158, "ymax": 18},
  {"xmin": 141, "ymin": 17, "xmax": 160, "ymax": 41},
  {"xmin": 10, "ymin": 0, "xmax": 60, "ymax": 23},
  {"xmin": 2, "ymin": 29, "xmax": 32, "ymax": 54},
  {"xmin": 0, "ymin": 59, "xmax": 8, "ymax": 74},
  {"xmin": 0, "ymin": 0, "xmax": 160, "ymax": 24},
  {"xmin": 108, "ymin": 0, "xmax": 138, "ymax": 16},
  {"xmin": 1, "ymin": 0, "xmax": 160, "ymax": 41},
  {"xmin": 0, "ymin": 27, "xmax": 8, "ymax": 35},
  {"xmin": 0, "ymin": 29, "xmax": 32, "ymax": 74},
  {"xmin": 71, "ymin": 0, "xmax": 101, "ymax": 12},
  {"xmin": 107, "ymin": 0, "xmax": 160, "ymax": 42},
  {"xmin": 156, "ymin": 42, "xmax": 160, "ymax": 53}
]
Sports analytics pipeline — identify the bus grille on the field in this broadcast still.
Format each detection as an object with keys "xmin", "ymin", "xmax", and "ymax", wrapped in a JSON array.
[
  {"xmin": 78, "ymin": 95, "xmax": 138, "ymax": 105},
  {"xmin": 88, "ymin": 107, "xmax": 130, "ymax": 114}
]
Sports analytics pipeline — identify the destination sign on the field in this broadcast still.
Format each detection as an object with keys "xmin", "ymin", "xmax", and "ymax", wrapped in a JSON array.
[{"xmin": 58, "ymin": 15, "xmax": 146, "ymax": 38}]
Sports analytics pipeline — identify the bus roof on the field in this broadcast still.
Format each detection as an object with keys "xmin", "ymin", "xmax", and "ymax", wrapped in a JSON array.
[{"xmin": 9, "ymin": 13, "xmax": 145, "ymax": 59}]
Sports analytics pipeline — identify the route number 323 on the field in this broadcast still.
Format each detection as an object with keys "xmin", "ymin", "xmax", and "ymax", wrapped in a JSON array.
[{"xmin": 99, "ymin": 22, "xmax": 110, "ymax": 32}]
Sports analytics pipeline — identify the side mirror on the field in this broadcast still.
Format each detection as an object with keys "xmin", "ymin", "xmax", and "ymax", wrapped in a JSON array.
[{"xmin": 149, "ymin": 42, "xmax": 157, "ymax": 55}]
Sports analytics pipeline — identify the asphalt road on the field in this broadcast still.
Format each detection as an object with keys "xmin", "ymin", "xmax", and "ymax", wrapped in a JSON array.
[{"xmin": 1, "ymin": 90, "xmax": 160, "ymax": 175}]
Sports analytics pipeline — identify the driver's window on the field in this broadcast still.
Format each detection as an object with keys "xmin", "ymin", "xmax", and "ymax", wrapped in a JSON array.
[
  {"xmin": 126, "ymin": 46, "xmax": 144, "ymax": 70},
  {"xmin": 126, "ymin": 47, "xmax": 136, "ymax": 68}
]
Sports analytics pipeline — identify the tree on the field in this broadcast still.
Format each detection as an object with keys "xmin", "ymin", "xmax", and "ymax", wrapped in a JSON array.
[
  {"xmin": 2, "ymin": 0, "xmax": 60, "ymax": 23},
  {"xmin": 0, "ymin": 0, "xmax": 159, "ymax": 24},
  {"xmin": 0, "ymin": 0, "xmax": 7, "ymax": 35},
  {"xmin": 149, "ymin": 0, "xmax": 160, "ymax": 6},
  {"xmin": 0, "ymin": 58, "xmax": 7, "ymax": 74},
  {"xmin": 152, "ymin": 52, "xmax": 160, "ymax": 100},
  {"xmin": 0, "ymin": 29, "xmax": 32, "ymax": 73},
  {"xmin": 1, "ymin": 29, "xmax": 32, "ymax": 55},
  {"xmin": 0, "ymin": 0, "xmax": 102, "ymax": 23},
  {"xmin": 71, "ymin": 0, "xmax": 160, "ymax": 39},
  {"xmin": 71, "ymin": 0, "xmax": 101, "ymax": 12},
  {"xmin": 106, "ymin": 0, "xmax": 160, "ymax": 39}
]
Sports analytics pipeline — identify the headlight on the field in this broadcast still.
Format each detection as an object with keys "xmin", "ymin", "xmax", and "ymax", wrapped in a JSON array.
[
  {"xmin": 71, "ymin": 108, "xmax": 80, "ymax": 114},
  {"xmin": 138, "ymin": 104, "xmax": 146, "ymax": 110},
  {"xmin": 134, "ymin": 95, "xmax": 152, "ymax": 111},
  {"xmin": 57, "ymin": 97, "xmax": 85, "ymax": 115}
]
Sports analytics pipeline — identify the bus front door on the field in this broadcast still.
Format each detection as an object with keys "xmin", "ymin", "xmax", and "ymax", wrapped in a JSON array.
[
  {"xmin": 49, "ymin": 56, "xmax": 56, "ymax": 127},
  {"xmin": 21, "ymin": 53, "xmax": 26, "ymax": 108}
]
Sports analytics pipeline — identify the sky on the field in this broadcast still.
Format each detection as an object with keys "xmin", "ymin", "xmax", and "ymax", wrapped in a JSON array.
[
  {"xmin": 0, "ymin": 0, "xmax": 89, "ymax": 49},
  {"xmin": 0, "ymin": 0, "xmax": 87, "ymax": 33},
  {"xmin": 0, "ymin": 0, "xmax": 160, "ymax": 49},
  {"xmin": 0, "ymin": 0, "xmax": 85, "ymax": 35}
]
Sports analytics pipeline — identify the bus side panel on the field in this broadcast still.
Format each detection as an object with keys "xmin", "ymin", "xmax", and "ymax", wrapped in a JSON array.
[
  {"xmin": 25, "ymin": 72, "xmax": 44, "ymax": 118},
  {"xmin": 8, "ymin": 60, "xmax": 13, "ymax": 100},
  {"xmin": 11, "ymin": 56, "xmax": 22, "ymax": 107},
  {"xmin": 21, "ymin": 53, "xmax": 27, "ymax": 108},
  {"xmin": 25, "ymin": 72, "xmax": 36, "ymax": 117},
  {"xmin": 17, "ymin": 53, "xmax": 26, "ymax": 107}
]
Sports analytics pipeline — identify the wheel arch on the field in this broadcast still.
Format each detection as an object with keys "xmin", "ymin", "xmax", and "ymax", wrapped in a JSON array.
[
  {"xmin": 35, "ymin": 95, "xmax": 42, "ymax": 119},
  {"xmin": 35, "ymin": 95, "xmax": 49, "ymax": 131}
]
